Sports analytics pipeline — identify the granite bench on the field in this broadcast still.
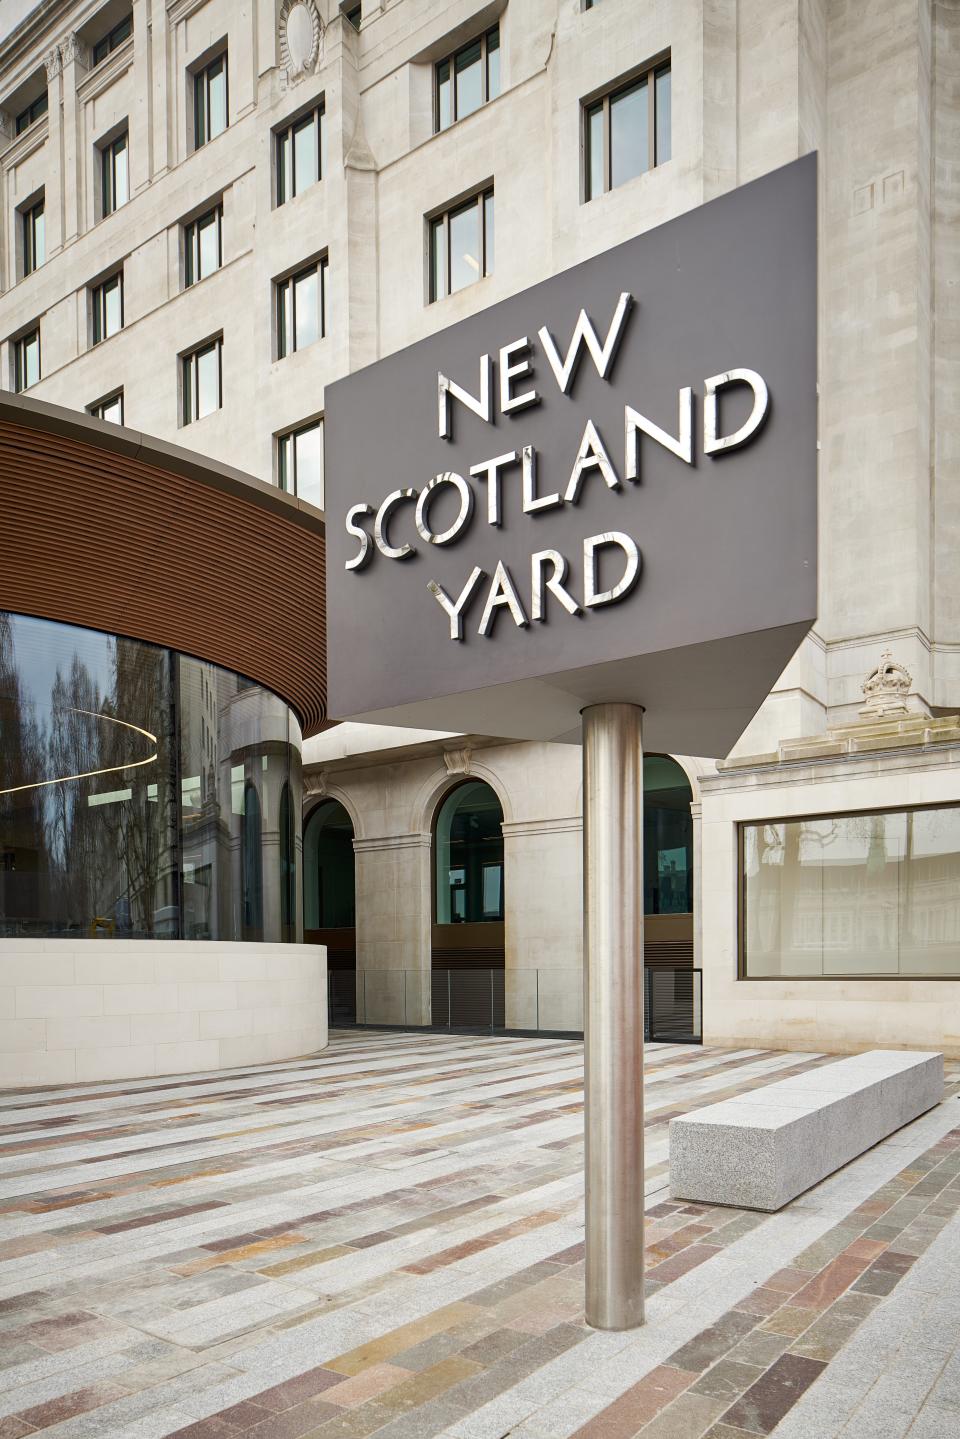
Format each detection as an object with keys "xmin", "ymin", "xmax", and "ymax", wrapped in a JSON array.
[{"xmin": 669, "ymin": 1049, "xmax": 943, "ymax": 1212}]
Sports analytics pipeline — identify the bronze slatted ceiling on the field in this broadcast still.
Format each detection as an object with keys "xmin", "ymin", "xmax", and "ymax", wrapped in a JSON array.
[{"xmin": 0, "ymin": 401, "xmax": 328, "ymax": 736}]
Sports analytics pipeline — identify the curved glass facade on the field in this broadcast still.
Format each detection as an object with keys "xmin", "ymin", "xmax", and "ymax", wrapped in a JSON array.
[{"xmin": 0, "ymin": 612, "xmax": 302, "ymax": 941}]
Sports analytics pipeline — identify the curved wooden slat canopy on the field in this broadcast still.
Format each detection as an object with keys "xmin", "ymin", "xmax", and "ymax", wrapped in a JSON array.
[{"xmin": 0, "ymin": 393, "xmax": 328, "ymax": 736}]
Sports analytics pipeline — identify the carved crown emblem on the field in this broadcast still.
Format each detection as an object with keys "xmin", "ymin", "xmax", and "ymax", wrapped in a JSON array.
[{"xmin": 860, "ymin": 648, "xmax": 912, "ymax": 718}]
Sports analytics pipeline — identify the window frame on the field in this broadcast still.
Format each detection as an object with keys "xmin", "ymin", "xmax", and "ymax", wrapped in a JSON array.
[
  {"xmin": 428, "ymin": 187, "xmax": 494, "ymax": 304},
  {"xmin": 183, "ymin": 202, "xmax": 223, "ymax": 287},
  {"xmin": 92, "ymin": 14, "xmax": 132, "ymax": 67},
  {"xmin": 277, "ymin": 417, "xmax": 324, "ymax": 507},
  {"xmin": 88, "ymin": 389, "xmax": 125, "ymax": 424},
  {"xmin": 583, "ymin": 56, "xmax": 671, "ymax": 202},
  {"xmin": 181, "ymin": 334, "xmax": 223, "ymax": 426},
  {"xmin": 434, "ymin": 24, "xmax": 500, "ymax": 133},
  {"xmin": 15, "ymin": 92, "xmax": 47, "ymax": 135},
  {"xmin": 193, "ymin": 51, "xmax": 228, "ymax": 150},
  {"xmin": 738, "ymin": 799, "xmax": 960, "ymax": 982},
  {"xmin": 13, "ymin": 327, "xmax": 41, "ymax": 392},
  {"xmin": 275, "ymin": 101, "xmax": 325, "ymax": 206},
  {"xmin": 275, "ymin": 256, "xmax": 327, "ymax": 359},
  {"xmin": 91, "ymin": 270, "xmax": 124, "ymax": 345},
  {"xmin": 100, "ymin": 130, "xmax": 129, "ymax": 217},
  {"xmin": 21, "ymin": 196, "xmax": 44, "ymax": 277}
]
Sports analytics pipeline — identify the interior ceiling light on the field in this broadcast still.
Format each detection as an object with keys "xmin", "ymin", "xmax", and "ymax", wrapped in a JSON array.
[{"xmin": 0, "ymin": 708, "xmax": 158, "ymax": 796}]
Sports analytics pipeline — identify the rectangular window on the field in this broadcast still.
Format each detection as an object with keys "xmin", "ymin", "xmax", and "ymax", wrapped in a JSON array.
[
  {"xmin": 741, "ymin": 804, "xmax": 960, "ymax": 979},
  {"xmin": 89, "ymin": 390, "xmax": 124, "ymax": 424},
  {"xmin": 22, "ymin": 198, "xmax": 44, "ymax": 276},
  {"xmin": 276, "ymin": 258, "xmax": 326, "ymax": 357},
  {"xmin": 429, "ymin": 189, "xmax": 493, "ymax": 302},
  {"xmin": 278, "ymin": 419, "xmax": 324, "ymax": 509},
  {"xmin": 100, "ymin": 132, "xmax": 129, "ymax": 216},
  {"xmin": 184, "ymin": 204, "xmax": 222, "ymax": 286},
  {"xmin": 13, "ymin": 328, "xmax": 40, "ymax": 391},
  {"xmin": 91, "ymin": 271, "xmax": 123, "ymax": 344},
  {"xmin": 182, "ymin": 336, "xmax": 222, "ymax": 424},
  {"xmin": 15, "ymin": 93, "xmax": 47, "ymax": 135},
  {"xmin": 342, "ymin": 2, "xmax": 362, "ymax": 28},
  {"xmin": 435, "ymin": 25, "xmax": 499, "ymax": 132},
  {"xmin": 276, "ymin": 104, "xmax": 324, "ymax": 205},
  {"xmin": 92, "ymin": 14, "xmax": 132, "ymax": 66},
  {"xmin": 194, "ymin": 53, "xmax": 228, "ymax": 149},
  {"xmin": 584, "ymin": 58, "xmax": 671, "ymax": 201}
]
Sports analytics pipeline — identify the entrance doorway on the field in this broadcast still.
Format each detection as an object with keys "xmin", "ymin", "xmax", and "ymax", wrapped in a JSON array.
[
  {"xmin": 432, "ymin": 780, "xmax": 505, "ymax": 1027},
  {"xmin": 644, "ymin": 754, "xmax": 697, "ymax": 1041},
  {"xmin": 304, "ymin": 799, "xmax": 356, "ymax": 1024}
]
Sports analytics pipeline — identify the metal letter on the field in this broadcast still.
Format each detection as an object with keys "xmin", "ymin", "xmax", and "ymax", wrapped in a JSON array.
[
  {"xmin": 624, "ymin": 389, "xmax": 693, "ymax": 481},
  {"xmin": 438, "ymin": 356, "xmax": 493, "ymax": 438},
  {"xmin": 522, "ymin": 445, "xmax": 561, "ymax": 514},
  {"xmin": 428, "ymin": 567, "xmax": 487, "ymax": 640},
  {"xmin": 374, "ymin": 489, "xmax": 417, "ymax": 560},
  {"xmin": 538, "ymin": 292, "xmax": 634, "ymax": 394},
  {"xmin": 565, "ymin": 421, "xmax": 620, "ymax": 504},
  {"xmin": 344, "ymin": 502, "xmax": 375, "ymax": 571},
  {"xmin": 470, "ymin": 451, "xmax": 518, "ymax": 526},
  {"xmin": 583, "ymin": 701, "xmax": 645, "ymax": 1330},
  {"xmin": 583, "ymin": 532, "xmax": 641, "ymax": 607},
  {"xmin": 415, "ymin": 472, "xmax": 474, "ymax": 546},
  {"xmin": 703, "ymin": 368, "xmax": 769, "ymax": 454},
  {"xmin": 478, "ymin": 561, "xmax": 529, "ymax": 636},
  {"xmin": 499, "ymin": 337, "xmax": 540, "ymax": 414},
  {"xmin": 531, "ymin": 550, "xmax": 581, "ymax": 620}
]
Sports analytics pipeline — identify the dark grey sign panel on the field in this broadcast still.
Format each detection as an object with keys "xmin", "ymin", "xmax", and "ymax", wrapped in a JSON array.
[{"xmin": 325, "ymin": 154, "xmax": 817, "ymax": 753}]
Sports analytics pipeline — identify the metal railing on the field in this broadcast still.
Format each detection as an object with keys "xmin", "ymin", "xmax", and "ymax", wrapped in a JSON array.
[{"xmin": 327, "ymin": 966, "xmax": 702, "ymax": 1043}]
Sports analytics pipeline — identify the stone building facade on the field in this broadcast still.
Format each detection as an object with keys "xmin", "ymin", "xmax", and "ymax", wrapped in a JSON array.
[{"xmin": 1, "ymin": 0, "xmax": 959, "ymax": 1052}]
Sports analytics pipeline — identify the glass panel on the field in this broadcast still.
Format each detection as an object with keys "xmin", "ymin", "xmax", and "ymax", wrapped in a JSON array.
[
  {"xmin": 93, "ymin": 38, "xmax": 109, "ymax": 65},
  {"xmin": 610, "ymin": 79, "xmax": 648, "ymax": 189},
  {"xmin": 277, "ymin": 279, "xmax": 290, "ymax": 357},
  {"xmin": 434, "ymin": 780, "xmax": 504, "ymax": 923},
  {"xmin": 196, "ymin": 343, "xmax": 219, "ymax": 418},
  {"xmin": 293, "ymin": 112, "xmax": 318, "ymax": 196},
  {"xmin": 113, "ymin": 137, "xmax": 129, "ymax": 208},
  {"xmin": 242, "ymin": 785, "xmax": 263, "ymax": 938},
  {"xmin": 743, "ymin": 821, "xmax": 824, "ymax": 977},
  {"xmin": 483, "ymin": 191, "xmax": 494, "ymax": 276},
  {"xmin": 486, "ymin": 28, "xmax": 500, "ymax": 101},
  {"xmin": 23, "ymin": 333, "xmax": 40, "ymax": 388},
  {"xmin": 586, "ymin": 102, "xmax": 604, "ymax": 200},
  {"xmin": 35, "ymin": 207, "xmax": 45, "ymax": 268},
  {"xmin": 182, "ymin": 355, "xmax": 193, "ymax": 423},
  {"xmin": 294, "ymin": 422, "xmax": 323, "ymax": 508},
  {"xmin": 655, "ymin": 65, "xmax": 671, "ymax": 164},
  {"xmin": 303, "ymin": 800, "xmax": 355, "ymax": 928},
  {"xmin": 643, "ymin": 755, "xmax": 692, "ymax": 915},
  {"xmin": 100, "ymin": 394, "xmax": 123, "ymax": 424},
  {"xmin": 436, "ymin": 60, "xmax": 451, "ymax": 131},
  {"xmin": 454, "ymin": 40, "xmax": 483, "ymax": 120},
  {"xmin": 430, "ymin": 215, "xmax": 446, "ymax": 301},
  {"xmin": 900, "ymin": 808, "xmax": 960, "ymax": 973},
  {"xmin": 277, "ymin": 129, "xmax": 291, "ymax": 204},
  {"xmin": 104, "ymin": 276, "xmax": 122, "ymax": 337},
  {"xmin": 821, "ymin": 813, "xmax": 904, "ymax": 974},
  {"xmin": 294, "ymin": 266, "xmax": 319, "ymax": 350},
  {"xmin": 208, "ymin": 58, "xmax": 227, "ymax": 139},
  {"xmin": 449, "ymin": 198, "xmax": 481, "ymax": 294},
  {"xmin": 198, "ymin": 210, "xmax": 219, "ymax": 278},
  {"xmin": 278, "ymin": 432, "xmax": 292, "ymax": 492}
]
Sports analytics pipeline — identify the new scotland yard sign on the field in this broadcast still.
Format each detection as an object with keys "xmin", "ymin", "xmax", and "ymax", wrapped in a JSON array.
[{"xmin": 324, "ymin": 155, "xmax": 817, "ymax": 755}]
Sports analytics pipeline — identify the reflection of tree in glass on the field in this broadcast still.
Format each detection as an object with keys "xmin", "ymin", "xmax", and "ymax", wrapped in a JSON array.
[{"xmin": 0, "ymin": 616, "xmax": 50, "ymax": 932}]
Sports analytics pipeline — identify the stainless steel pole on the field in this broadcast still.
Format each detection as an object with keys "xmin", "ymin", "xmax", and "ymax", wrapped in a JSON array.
[{"xmin": 583, "ymin": 702, "xmax": 645, "ymax": 1330}]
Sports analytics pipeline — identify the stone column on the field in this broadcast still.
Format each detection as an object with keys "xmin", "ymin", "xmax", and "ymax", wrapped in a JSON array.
[
  {"xmin": 42, "ymin": 46, "xmax": 64, "ymax": 257},
  {"xmin": 58, "ymin": 34, "xmax": 85, "ymax": 245},
  {"xmin": 353, "ymin": 832, "xmax": 431, "ymax": 1027}
]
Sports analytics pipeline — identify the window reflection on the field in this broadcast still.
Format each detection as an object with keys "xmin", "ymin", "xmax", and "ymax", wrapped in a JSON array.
[
  {"xmin": 0, "ymin": 613, "xmax": 302, "ymax": 942},
  {"xmin": 434, "ymin": 781, "xmax": 504, "ymax": 924}
]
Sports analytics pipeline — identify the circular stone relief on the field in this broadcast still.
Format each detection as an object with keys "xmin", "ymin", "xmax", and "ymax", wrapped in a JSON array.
[{"xmin": 279, "ymin": 0, "xmax": 322, "ymax": 80}]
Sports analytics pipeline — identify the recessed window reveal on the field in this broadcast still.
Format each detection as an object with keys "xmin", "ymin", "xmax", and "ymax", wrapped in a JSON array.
[{"xmin": 343, "ymin": 292, "xmax": 771, "ymax": 640}]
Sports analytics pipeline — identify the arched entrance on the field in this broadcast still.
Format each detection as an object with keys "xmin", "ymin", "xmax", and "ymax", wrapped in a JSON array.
[
  {"xmin": 644, "ymin": 754, "xmax": 697, "ymax": 1042},
  {"xmin": 304, "ymin": 799, "xmax": 356, "ymax": 1024},
  {"xmin": 432, "ymin": 780, "xmax": 504, "ymax": 1027}
]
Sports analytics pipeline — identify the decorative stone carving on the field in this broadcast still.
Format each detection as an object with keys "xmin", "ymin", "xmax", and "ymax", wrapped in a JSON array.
[
  {"xmin": 60, "ymin": 33, "xmax": 88, "ymax": 70},
  {"xmin": 860, "ymin": 648, "xmax": 913, "ymax": 718},
  {"xmin": 443, "ymin": 748, "xmax": 473, "ymax": 776},
  {"xmin": 43, "ymin": 45, "xmax": 63, "ymax": 80},
  {"xmin": 0, "ymin": 112, "xmax": 13, "ymax": 142},
  {"xmin": 278, "ymin": 0, "xmax": 323, "ymax": 84},
  {"xmin": 303, "ymin": 769, "xmax": 328, "ymax": 798}
]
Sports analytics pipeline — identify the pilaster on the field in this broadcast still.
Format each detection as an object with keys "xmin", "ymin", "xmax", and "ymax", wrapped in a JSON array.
[
  {"xmin": 43, "ymin": 45, "xmax": 64, "ymax": 256},
  {"xmin": 59, "ymin": 34, "xmax": 85, "ymax": 245}
]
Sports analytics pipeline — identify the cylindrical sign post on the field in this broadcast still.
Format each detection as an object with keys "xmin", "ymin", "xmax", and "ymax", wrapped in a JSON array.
[{"xmin": 582, "ymin": 702, "xmax": 645, "ymax": 1330}]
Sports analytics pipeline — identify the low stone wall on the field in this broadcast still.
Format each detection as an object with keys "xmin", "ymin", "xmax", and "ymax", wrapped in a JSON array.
[{"xmin": 0, "ymin": 940, "xmax": 328, "ymax": 1086}]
